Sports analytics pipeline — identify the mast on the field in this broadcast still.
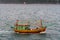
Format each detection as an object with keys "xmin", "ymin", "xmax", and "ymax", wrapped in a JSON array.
[
  {"xmin": 40, "ymin": 19, "xmax": 42, "ymax": 27},
  {"xmin": 15, "ymin": 20, "xmax": 19, "ymax": 26}
]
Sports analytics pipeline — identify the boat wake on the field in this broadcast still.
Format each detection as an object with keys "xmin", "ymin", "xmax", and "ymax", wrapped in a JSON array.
[{"xmin": 0, "ymin": 30, "xmax": 14, "ymax": 34}]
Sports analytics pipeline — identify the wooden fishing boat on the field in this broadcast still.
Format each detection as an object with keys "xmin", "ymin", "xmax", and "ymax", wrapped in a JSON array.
[
  {"xmin": 14, "ymin": 20, "xmax": 46, "ymax": 33},
  {"xmin": 14, "ymin": 25, "xmax": 46, "ymax": 33}
]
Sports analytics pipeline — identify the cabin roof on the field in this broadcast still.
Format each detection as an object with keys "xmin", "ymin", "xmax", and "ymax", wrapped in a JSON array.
[{"xmin": 17, "ymin": 24, "xmax": 30, "ymax": 27}]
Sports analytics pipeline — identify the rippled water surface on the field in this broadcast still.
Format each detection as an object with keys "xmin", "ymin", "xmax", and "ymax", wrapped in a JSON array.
[{"xmin": 0, "ymin": 4, "xmax": 60, "ymax": 40}]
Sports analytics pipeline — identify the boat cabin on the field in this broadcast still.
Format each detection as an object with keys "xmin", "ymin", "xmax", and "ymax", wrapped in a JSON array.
[{"xmin": 15, "ymin": 20, "xmax": 30, "ymax": 30}]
